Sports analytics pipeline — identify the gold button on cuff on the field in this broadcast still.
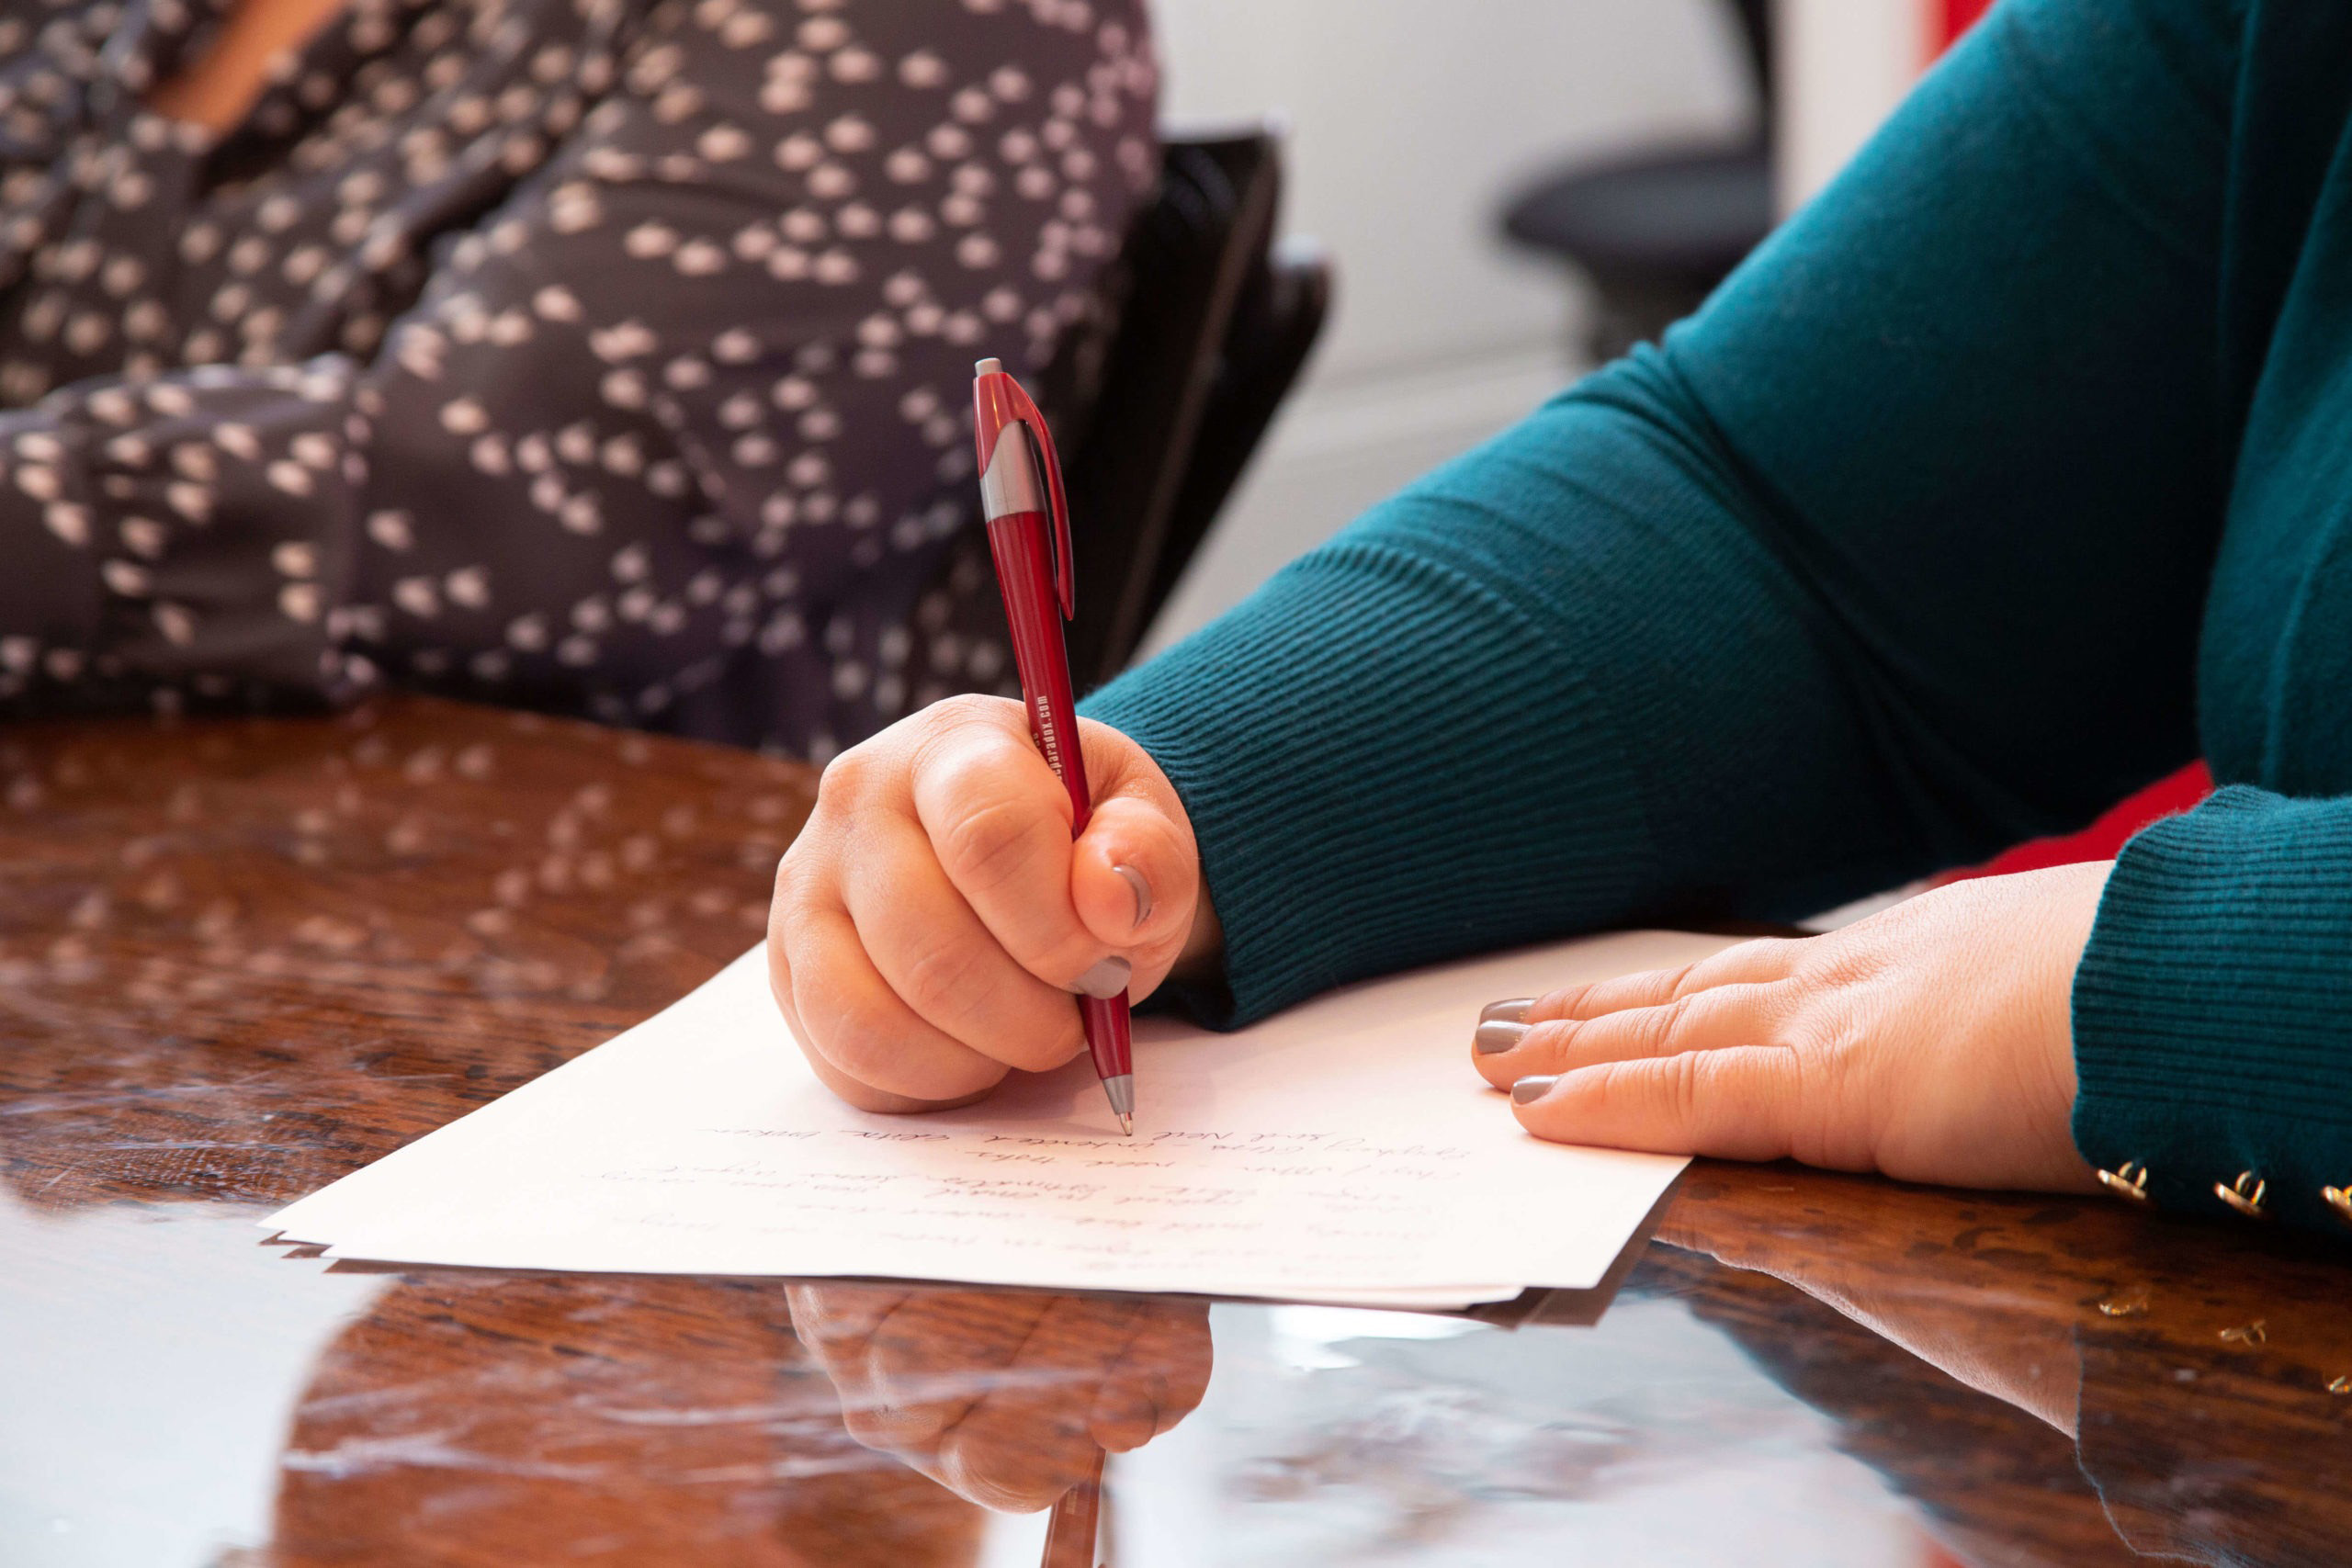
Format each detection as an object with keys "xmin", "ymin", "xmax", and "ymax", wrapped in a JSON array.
[
  {"xmin": 2323, "ymin": 1185, "xmax": 2352, "ymax": 1226},
  {"xmin": 2216, "ymin": 1169, "xmax": 2268, "ymax": 1218},
  {"xmin": 2097, "ymin": 1160, "xmax": 2151, "ymax": 1201}
]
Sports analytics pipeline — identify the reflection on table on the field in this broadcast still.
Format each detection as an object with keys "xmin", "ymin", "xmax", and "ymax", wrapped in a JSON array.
[{"xmin": 0, "ymin": 699, "xmax": 2345, "ymax": 1566}]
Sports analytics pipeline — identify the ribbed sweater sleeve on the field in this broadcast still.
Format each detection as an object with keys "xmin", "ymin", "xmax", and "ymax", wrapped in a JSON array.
[
  {"xmin": 1081, "ymin": 525, "xmax": 1661, "ymax": 1025},
  {"xmin": 1084, "ymin": 0, "xmax": 2241, "ymax": 1027},
  {"xmin": 2074, "ymin": 787, "xmax": 2352, "ymax": 1227}
]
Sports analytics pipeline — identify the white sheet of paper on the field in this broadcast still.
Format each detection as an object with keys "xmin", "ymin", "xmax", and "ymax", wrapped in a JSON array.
[{"xmin": 267, "ymin": 930, "xmax": 1736, "ymax": 1304}]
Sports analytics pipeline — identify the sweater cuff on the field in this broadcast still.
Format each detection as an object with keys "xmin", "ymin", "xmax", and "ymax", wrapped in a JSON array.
[
  {"xmin": 1080, "ymin": 540, "xmax": 1657, "ymax": 1028},
  {"xmin": 2072, "ymin": 784, "xmax": 2352, "ymax": 1231}
]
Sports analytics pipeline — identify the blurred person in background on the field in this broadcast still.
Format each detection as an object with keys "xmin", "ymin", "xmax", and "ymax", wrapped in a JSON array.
[{"xmin": 0, "ymin": 0, "xmax": 1155, "ymax": 759}]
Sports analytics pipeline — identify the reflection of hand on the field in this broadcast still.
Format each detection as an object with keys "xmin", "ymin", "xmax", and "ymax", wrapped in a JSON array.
[
  {"xmin": 1478, "ymin": 863, "xmax": 2108, "ymax": 1194},
  {"xmin": 273, "ymin": 1274, "xmax": 985, "ymax": 1568},
  {"xmin": 787, "ymin": 1283, "xmax": 1212, "ymax": 1513},
  {"xmin": 1657, "ymin": 1190, "xmax": 2081, "ymax": 1437}
]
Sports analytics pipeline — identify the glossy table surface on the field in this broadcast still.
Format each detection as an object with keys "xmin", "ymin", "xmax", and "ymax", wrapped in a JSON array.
[{"xmin": 2, "ymin": 697, "xmax": 2346, "ymax": 1568}]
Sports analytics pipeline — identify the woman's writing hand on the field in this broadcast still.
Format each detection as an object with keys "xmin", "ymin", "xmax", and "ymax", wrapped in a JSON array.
[
  {"xmin": 772, "ymin": 696, "xmax": 1213, "ymax": 1112},
  {"xmin": 788, "ymin": 1283, "xmax": 1213, "ymax": 1512},
  {"xmin": 1476, "ymin": 863, "xmax": 2112, "ymax": 1192}
]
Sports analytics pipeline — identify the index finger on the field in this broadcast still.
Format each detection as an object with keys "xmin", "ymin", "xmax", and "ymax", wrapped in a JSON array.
[{"xmin": 909, "ymin": 713, "xmax": 1106, "ymax": 992}]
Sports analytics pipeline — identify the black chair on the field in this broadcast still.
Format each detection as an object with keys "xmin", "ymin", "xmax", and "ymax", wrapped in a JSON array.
[
  {"xmin": 1498, "ymin": 0, "xmax": 1774, "ymax": 363},
  {"xmin": 1044, "ymin": 127, "xmax": 1331, "ymax": 689},
  {"xmin": 919, "ymin": 127, "xmax": 1330, "ymax": 699}
]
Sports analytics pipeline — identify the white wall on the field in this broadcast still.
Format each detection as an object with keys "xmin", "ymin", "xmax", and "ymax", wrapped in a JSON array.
[
  {"xmin": 1775, "ymin": 0, "xmax": 1927, "ymax": 212},
  {"xmin": 1140, "ymin": 0, "xmax": 1753, "ymax": 651}
]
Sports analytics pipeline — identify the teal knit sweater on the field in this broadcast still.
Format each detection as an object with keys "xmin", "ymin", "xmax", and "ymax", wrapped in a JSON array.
[{"xmin": 1082, "ymin": 0, "xmax": 2352, "ymax": 1233}]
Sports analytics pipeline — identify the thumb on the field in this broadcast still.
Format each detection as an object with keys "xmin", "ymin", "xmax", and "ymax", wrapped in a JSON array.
[{"xmin": 1069, "ymin": 722, "xmax": 1198, "ymax": 983}]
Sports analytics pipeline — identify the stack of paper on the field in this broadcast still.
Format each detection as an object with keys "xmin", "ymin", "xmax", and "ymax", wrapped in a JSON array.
[{"xmin": 268, "ymin": 930, "xmax": 1736, "ymax": 1309}]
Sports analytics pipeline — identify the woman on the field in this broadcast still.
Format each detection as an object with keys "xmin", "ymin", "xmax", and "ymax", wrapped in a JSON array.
[
  {"xmin": 0, "ymin": 0, "xmax": 1157, "ymax": 758},
  {"xmin": 775, "ymin": 0, "xmax": 2352, "ymax": 1234}
]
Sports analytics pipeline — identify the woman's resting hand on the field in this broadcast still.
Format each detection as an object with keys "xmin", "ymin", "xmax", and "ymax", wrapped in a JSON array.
[
  {"xmin": 1477, "ymin": 863, "xmax": 2113, "ymax": 1193},
  {"xmin": 771, "ymin": 696, "xmax": 1211, "ymax": 1112}
]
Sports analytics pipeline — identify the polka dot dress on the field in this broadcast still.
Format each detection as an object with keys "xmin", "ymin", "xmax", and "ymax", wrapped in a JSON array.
[{"xmin": 0, "ymin": 0, "xmax": 1157, "ymax": 759}]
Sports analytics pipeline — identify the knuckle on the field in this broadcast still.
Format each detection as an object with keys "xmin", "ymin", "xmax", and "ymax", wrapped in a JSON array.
[
  {"xmin": 1684, "ymin": 985, "xmax": 1752, "ymax": 1040},
  {"xmin": 1631, "ymin": 998, "xmax": 1687, "ymax": 1055},
  {"xmin": 1736, "ymin": 937, "xmax": 1801, "ymax": 972},
  {"xmin": 1789, "ymin": 1038, "xmax": 1829, "ymax": 1107},
  {"xmin": 1655, "ymin": 961, "xmax": 1702, "ymax": 1000},
  {"xmin": 936, "ymin": 791, "xmax": 1050, "ymax": 898},
  {"xmin": 927, "ymin": 691, "xmax": 1013, "ymax": 731},
  {"xmin": 1785, "ymin": 1046, "xmax": 1849, "ymax": 1165},
  {"xmin": 1666, "ymin": 1050, "xmax": 1706, "ymax": 1125},
  {"xmin": 1521, "ymin": 1017, "xmax": 1577, "ymax": 1058},
  {"xmin": 815, "ymin": 742, "xmax": 881, "ymax": 804},
  {"xmin": 1763, "ymin": 986, "xmax": 1821, "ymax": 1049},
  {"xmin": 1814, "ymin": 1010, "xmax": 1872, "ymax": 1069},
  {"xmin": 773, "ymin": 838, "xmax": 812, "ymax": 899},
  {"xmin": 767, "ymin": 944, "xmax": 796, "ymax": 1012},
  {"xmin": 1535, "ymin": 981, "xmax": 1596, "ymax": 1021},
  {"xmin": 839, "ymin": 1407, "xmax": 908, "ymax": 1455},
  {"xmin": 1685, "ymin": 941, "xmax": 1758, "ymax": 994},
  {"xmin": 908, "ymin": 695, "xmax": 1023, "ymax": 773},
  {"xmin": 1563, "ymin": 1059, "xmax": 1629, "ymax": 1121},
  {"xmin": 1800, "ymin": 937, "xmax": 1879, "ymax": 989},
  {"xmin": 820, "ymin": 993, "xmax": 907, "ymax": 1084},
  {"xmin": 894, "ymin": 936, "xmax": 997, "ymax": 1027}
]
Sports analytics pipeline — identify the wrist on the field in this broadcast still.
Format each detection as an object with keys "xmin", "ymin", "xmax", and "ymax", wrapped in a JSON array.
[{"xmin": 1170, "ymin": 886, "xmax": 1223, "ymax": 987}]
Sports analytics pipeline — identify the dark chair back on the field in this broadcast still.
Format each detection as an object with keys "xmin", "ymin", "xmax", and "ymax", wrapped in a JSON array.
[
  {"xmin": 1041, "ymin": 128, "xmax": 1330, "ymax": 689},
  {"xmin": 1496, "ymin": 0, "xmax": 1775, "ymax": 361},
  {"xmin": 1728, "ymin": 0, "xmax": 1773, "ymax": 114}
]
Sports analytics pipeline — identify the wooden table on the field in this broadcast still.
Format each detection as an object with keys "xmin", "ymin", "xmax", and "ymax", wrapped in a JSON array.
[{"xmin": 2, "ymin": 697, "xmax": 2345, "ymax": 1568}]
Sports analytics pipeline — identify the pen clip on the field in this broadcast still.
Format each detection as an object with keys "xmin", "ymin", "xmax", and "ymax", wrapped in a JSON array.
[{"xmin": 973, "ymin": 362, "xmax": 1075, "ymax": 621}]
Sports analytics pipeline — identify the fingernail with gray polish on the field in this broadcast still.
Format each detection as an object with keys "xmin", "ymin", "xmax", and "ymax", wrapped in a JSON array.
[
  {"xmin": 1073, "ymin": 955, "xmax": 1132, "ymax": 999},
  {"xmin": 1481, "ymin": 998, "xmax": 1533, "ymax": 1025},
  {"xmin": 1113, "ymin": 863, "xmax": 1152, "ymax": 930},
  {"xmin": 1474, "ymin": 1020, "xmax": 1529, "ymax": 1055},
  {"xmin": 1510, "ymin": 1075, "xmax": 1561, "ymax": 1106}
]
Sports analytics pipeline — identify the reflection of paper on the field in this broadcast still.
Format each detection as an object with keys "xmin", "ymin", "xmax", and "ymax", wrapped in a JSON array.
[{"xmin": 269, "ymin": 931, "xmax": 1736, "ymax": 1306}]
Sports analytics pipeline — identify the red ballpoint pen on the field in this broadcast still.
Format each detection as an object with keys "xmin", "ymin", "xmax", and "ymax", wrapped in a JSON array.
[{"xmin": 971, "ymin": 356, "xmax": 1136, "ymax": 1135}]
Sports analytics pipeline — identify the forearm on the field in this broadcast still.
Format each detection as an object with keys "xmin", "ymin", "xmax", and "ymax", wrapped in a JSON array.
[
  {"xmin": 1084, "ymin": 353, "xmax": 1939, "ymax": 1025},
  {"xmin": 1086, "ymin": 0, "xmax": 2240, "ymax": 1024}
]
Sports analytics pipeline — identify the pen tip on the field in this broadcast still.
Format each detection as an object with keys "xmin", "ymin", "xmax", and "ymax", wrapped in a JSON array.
[{"xmin": 1101, "ymin": 1073, "xmax": 1134, "ymax": 1131}]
